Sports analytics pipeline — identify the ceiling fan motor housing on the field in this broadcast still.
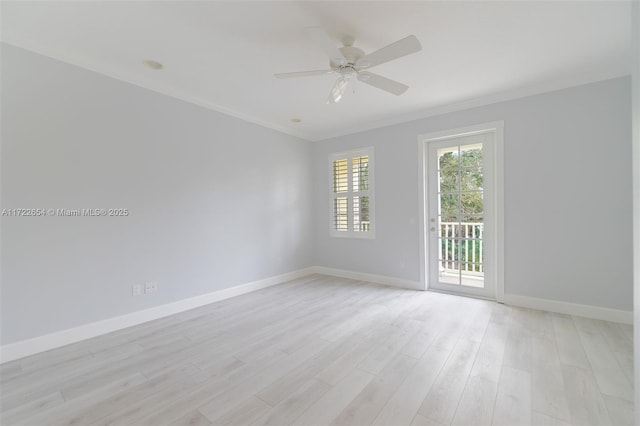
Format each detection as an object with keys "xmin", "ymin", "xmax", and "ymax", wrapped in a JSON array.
[{"xmin": 331, "ymin": 46, "xmax": 365, "ymax": 69}]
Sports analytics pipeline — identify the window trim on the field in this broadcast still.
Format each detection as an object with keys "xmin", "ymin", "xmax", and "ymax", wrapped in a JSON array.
[{"xmin": 329, "ymin": 147, "xmax": 376, "ymax": 239}]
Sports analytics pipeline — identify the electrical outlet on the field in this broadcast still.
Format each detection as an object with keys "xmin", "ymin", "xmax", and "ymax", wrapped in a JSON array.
[
  {"xmin": 132, "ymin": 284, "xmax": 142, "ymax": 296},
  {"xmin": 145, "ymin": 281, "xmax": 157, "ymax": 294}
]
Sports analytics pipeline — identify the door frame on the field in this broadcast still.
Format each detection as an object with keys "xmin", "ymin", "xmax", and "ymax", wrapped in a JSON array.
[{"xmin": 418, "ymin": 121, "xmax": 504, "ymax": 302}]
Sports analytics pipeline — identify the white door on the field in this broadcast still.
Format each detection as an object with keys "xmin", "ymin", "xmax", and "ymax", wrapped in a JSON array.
[{"xmin": 427, "ymin": 132, "xmax": 496, "ymax": 299}]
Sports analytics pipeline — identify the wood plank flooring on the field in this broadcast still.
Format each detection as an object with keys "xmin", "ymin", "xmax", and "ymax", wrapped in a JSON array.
[{"xmin": 0, "ymin": 274, "xmax": 634, "ymax": 425}]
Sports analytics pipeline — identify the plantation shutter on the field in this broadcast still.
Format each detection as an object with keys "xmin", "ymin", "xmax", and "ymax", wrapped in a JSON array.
[{"xmin": 330, "ymin": 148, "xmax": 375, "ymax": 237}]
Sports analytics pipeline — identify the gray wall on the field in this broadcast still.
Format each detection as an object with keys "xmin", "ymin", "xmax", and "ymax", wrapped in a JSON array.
[
  {"xmin": 631, "ymin": 2, "xmax": 639, "ymax": 421},
  {"xmin": 313, "ymin": 77, "xmax": 633, "ymax": 311},
  {"xmin": 1, "ymin": 45, "xmax": 314, "ymax": 344}
]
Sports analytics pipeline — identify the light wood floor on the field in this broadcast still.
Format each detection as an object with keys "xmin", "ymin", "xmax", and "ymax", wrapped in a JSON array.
[{"xmin": 0, "ymin": 274, "xmax": 634, "ymax": 426}]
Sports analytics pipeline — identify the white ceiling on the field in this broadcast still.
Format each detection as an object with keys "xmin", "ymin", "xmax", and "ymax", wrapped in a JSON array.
[{"xmin": 1, "ymin": 1, "xmax": 632, "ymax": 141}]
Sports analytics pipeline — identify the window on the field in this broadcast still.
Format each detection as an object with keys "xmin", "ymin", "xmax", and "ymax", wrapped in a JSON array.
[{"xmin": 330, "ymin": 147, "xmax": 375, "ymax": 238}]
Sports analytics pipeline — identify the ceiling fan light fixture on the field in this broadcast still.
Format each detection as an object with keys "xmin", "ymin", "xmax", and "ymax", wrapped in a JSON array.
[{"xmin": 327, "ymin": 75, "xmax": 350, "ymax": 104}]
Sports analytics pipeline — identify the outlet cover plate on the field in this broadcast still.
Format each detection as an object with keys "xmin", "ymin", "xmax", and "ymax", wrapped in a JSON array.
[{"xmin": 145, "ymin": 282, "xmax": 157, "ymax": 294}]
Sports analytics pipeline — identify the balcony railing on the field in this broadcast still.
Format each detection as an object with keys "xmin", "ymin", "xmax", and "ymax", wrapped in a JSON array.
[{"xmin": 440, "ymin": 222, "xmax": 484, "ymax": 275}]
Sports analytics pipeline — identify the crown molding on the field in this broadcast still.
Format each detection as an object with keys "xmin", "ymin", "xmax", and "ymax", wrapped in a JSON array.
[{"xmin": 310, "ymin": 69, "xmax": 631, "ymax": 141}]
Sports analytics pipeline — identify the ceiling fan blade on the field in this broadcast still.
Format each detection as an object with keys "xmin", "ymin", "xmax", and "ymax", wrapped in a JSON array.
[
  {"xmin": 275, "ymin": 69, "xmax": 334, "ymax": 79},
  {"xmin": 357, "ymin": 71, "xmax": 408, "ymax": 96},
  {"xmin": 356, "ymin": 35, "xmax": 422, "ymax": 69},
  {"xmin": 304, "ymin": 27, "xmax": 346, "ymax": 66}
]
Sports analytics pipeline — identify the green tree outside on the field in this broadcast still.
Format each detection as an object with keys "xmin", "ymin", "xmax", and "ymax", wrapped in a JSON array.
[{"xmin": 438, "ymin": 147, "xmax": 484, "ymax": 271}]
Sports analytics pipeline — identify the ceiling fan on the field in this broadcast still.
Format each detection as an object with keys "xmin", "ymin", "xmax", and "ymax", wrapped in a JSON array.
[{"xmin": 275, "ymin": 27, "xmax": 422, "ymax": 104}]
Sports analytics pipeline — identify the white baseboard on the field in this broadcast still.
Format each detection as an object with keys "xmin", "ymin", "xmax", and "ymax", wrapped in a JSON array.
[
  {"xmin": 0, "ymin": 267, "xmax": 315, "ymax": 363},
  {"xmin": 311, "ymin": 267, "xmax": 632, "ymax": 324},
  {"xmin": 311, "ymin": 266, "xmax": 423, "ymax": 291},
  {"xmin": 2, "ymin": 267, "xmax": 631, "ymax": 363},
  {"xmin": 503, "ymin": 294, "xmax": 633, "ymax": 324}
]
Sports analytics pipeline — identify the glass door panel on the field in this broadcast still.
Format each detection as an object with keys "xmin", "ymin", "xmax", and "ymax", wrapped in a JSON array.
[{"xmin": 428, "ymin": 133, "xmax": 495, "ymax": 298}]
